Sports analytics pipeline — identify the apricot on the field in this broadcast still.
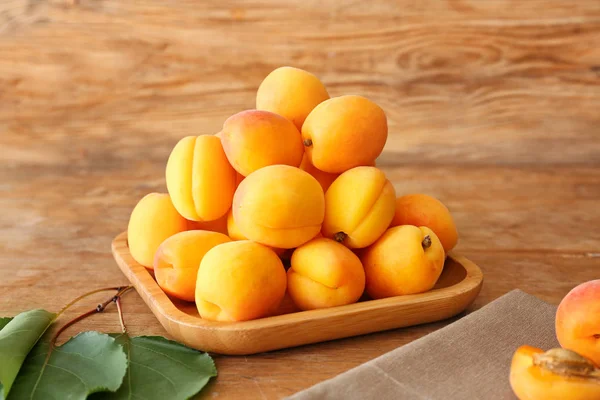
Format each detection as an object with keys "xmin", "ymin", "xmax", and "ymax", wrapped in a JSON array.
[
  {"xmin": 287, "ymin": 238, "xmax": 365, "ymax": 310},
  {"xmin": 232, "ymin": 165, "xmax": 324, "ymax": 249},
  {"xmin": 127, "ymin": 193, "xmax": 188, "ymax": 268},
  {"xmin": 154, "ymin": 230, "xmax": 230, "ymax": 301},
  {"xmin": 556, "ymin": 280, "xmax": 600, "ymax": 366},
  {"xmin": 299, "ymin": 153, "xmax": 338, "ymax": 192},
  {"xmin": 510, "ymin": 346, "xmax": 600, "ymax": 400},
  {"xmin": 195, "ymin": 241, "xmax": 287, "ymax": 322},
  {"xmin": 221, "ymin": 110, "xmax": 304, "ymax": 177},
  {"xmin": 166, "ymin": 135, "xmax": 236, "ymax": 221},
  {"xmin": 302, "ymin": 95, "xmax": 387, "ymax": 173},
  {"xmin": 361, "ymin": 225, "xmax": 445, "ymax": 299},
  {"xmin": 226, "ymin": 209, "xmax": 246, "ymax": 241},
  {"xmin": 269, "ymin": 292, "xmax": 301, "ymax": 316},
  {"xmin": 256, "ymin": 66, "xmax": 330, "ymax": 130},
  {"xmin": 322, "ymin": 166, "xmax": 396, "ymax": 249},
  {"xmin": 186, "ymin": 212, "xmax": 228, "ymax": 235},
  {"xmin": 391, "ymin": 194, "xmax": 458, "ymax": 252}
]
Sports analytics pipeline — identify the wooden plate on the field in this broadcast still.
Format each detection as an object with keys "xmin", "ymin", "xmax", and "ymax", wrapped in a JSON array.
[{"xmin": 112, "ymin": 231, "xmax": 483, "ymax": 355}]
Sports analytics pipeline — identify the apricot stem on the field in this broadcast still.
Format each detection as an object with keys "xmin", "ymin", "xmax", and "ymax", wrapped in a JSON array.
[
  {"xmin": 303, "ymin": 139, "xmax": 313, "ymax": 147},
  {"xmin": 334, "ymin": 232, "xmax": 348, "ymax": 243},
  {"xmin": 533, "ymin": 348, "xmax": 600, "ymax": 380},
  {"xmin": 422, "ymin": 235, "xmax": 432, "ymax": 250}
]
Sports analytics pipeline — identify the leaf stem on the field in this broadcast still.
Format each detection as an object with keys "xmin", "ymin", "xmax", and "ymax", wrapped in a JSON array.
[
  {"xmin": 56, "ymin": 286, "xmax": 126, "ymax": 317},
  {"xmin": 115, "ymin": 296, "xmax": 127, "ymax": 333},
  {"xmin": 51, "ymin": 286, "xmax": 133, "ymax": 347}
]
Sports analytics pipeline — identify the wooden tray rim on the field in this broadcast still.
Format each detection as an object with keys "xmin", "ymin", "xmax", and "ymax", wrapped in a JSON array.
[{"xmin": 112, "ymin": 231, "xmax": 483, "ymax": 332}]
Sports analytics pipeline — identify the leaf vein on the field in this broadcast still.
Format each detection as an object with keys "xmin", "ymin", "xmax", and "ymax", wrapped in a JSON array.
[
  {"xmin": 129, "ymin": 361, "xmax": 177, "ymax": 390},
  {"xmin": 131, "ymin": 343, "xmax": 195, "ymax": 371}
]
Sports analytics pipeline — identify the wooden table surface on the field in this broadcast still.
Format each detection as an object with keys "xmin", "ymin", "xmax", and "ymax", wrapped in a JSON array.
[{"xmin": 1, "ymin": 1, "xmax": 599, "ymax": 398}]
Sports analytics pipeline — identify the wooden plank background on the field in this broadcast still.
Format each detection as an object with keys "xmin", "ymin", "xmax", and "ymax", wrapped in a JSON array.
[{"xmin": 1, "ymin": 0, "xmax": 599, "ymax": 398}]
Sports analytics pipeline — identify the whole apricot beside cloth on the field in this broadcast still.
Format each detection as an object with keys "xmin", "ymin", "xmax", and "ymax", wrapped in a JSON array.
[
  {"xmin": 556, "ymin": 280, "xmax": 600, "ymax": 367},
  {"xmin": 361, "ymin": 225, "xmax": 445, "ymax": 299},
  {"xmin": 510, "ymin": 346, "xmax": 600, "ymax": 400}
]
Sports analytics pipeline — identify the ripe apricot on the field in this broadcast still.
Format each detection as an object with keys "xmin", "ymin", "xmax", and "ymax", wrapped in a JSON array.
[
  {"xmin": 299, "ymin": 154, "xmax": 338, "ymax": 192},
  {"xmin": 361, "ymin": 225, "xmax": 445, "ymax": 299},
  {"xmin": 166, "ymin": 135, "xmax": 236, "ymax": 221},
  {"xmin": 195, "ymin": 241, "xmax": 287, "ymax": 322},
  {"xmin": 186, "ymin": 212, "xmax": 228, "ymax": 235},
  {"xmin": 256, "ymin": 66, "xmax": 329, "ymax": 130},
  {"xmin": 221, "ymin": 110, "xmax": 304, "ymax": 177},
  {"xmin": 510, "ymin": 346, "xmax": 600, "ymax": 400},
  {"xmin": 322, "ymin": 166, "xmax": 396, "ymax": 249},
  {"xmin": 232, "ymin": 165, "xmax": 324, "ymax": 249},
  {"xmin": 127, "ymin": 193, "xmax": 188, "ymax": 268},
  {"xmin": 556, "ymin": 280, "xmax": 600, "ymax": 367},
  {"xmin": 269, "ymin": 292, "xmax": 301, "ymax": 316},
  {"xmin": 226, "ymin": 209, "xmax": 246, "ymax": 241},
  {"xmin": 391, "ymin": 194, "xmax": 458, "ymax": 252},
  {"xmin": 154, "ymin": 230, "xmax": 230, "ymax": 302},
  {"xmin": 302, "ymin": 95, "xmax": 387, "ymax": 173},
  {"xmin": 225, "ymin": 209, "xmax": 284, "ymax": 255},
  {"xmin": 287, "ymin": 238, "xmax": 365, "ymax": 310}
]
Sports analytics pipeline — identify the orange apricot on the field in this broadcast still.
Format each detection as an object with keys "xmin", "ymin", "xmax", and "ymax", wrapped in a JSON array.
[
  {"xmin": 287, "ymin": 238, "xmax": 365, "ymax": 310},
  {"xmin": 166, "ymin": 135, "xmax": 236, "ymax": 221},
  {"xmin": 510, "ymin": 346, "xmax": 600, "ymax": 400},
  {"xmin": 391, "ymin": 194, "xmax": 458, "ymax": 252},
  {"xmin": 302, "ymin": 95, "xmax": 387, "ymax": 173},
  {"xmin": 232, "ymin": 165, "xmax": 324, "ymax": 249},
  {"xmin": 127, "ymin": 193, "xmax": 188, "ymax": 268},
  {"xmin": 299, "ymin": 153, "xmax": 338, "ymax": 192},
  {"xmin": 226, "ymin": 208, "xmax": 246, "ymax": 241},
  {"xmin": 225, "ymin": 209, "xmax": 284, "ymax": 255},
  {"xmin": 322, "ymin": 166, "xmax": 396, "ymax": 249},
  {"xmin": 195, "ymin": 241, "xmax": 287, "ymax": 322},
  {"xmin": 186, "ymin": 212, "xmax": 229, "ymax": 235},
  {"xmin": 269, "ymin": 291, "xmax": 301, "ymax": 316},
  {"xmin": 154, "ymin": 230, "xmax": 230, "ymax": 302},
  {"xmin": 221, "ymin": 110, "xmax": 304, "ymax": 177},
  {"xmin": 361, "ymin": 225, "xmax": 445, "ymax": 299},
  {"xmin": 256, "ymin": 66, "xmax": 329, "ymax": 130},
  {"xmin": 556, "ymin": 280, "xmax": 600, "ymax": 367}
]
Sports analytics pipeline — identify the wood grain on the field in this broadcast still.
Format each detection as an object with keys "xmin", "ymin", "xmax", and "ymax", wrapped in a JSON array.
[{"xmin": 1, "ymin": 0, "xmax": 599, "ymax": 398}]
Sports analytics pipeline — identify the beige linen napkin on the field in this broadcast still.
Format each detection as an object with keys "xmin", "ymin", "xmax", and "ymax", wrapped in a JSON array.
[{"xmin": 289, "ymin": 290, "xmax": 558, "ymax": 400}]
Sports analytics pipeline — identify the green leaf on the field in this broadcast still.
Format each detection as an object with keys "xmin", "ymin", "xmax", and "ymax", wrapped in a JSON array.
[
  {"xmin": 0, "ymin": 318, "xmax": 12, "ymax": 331},
  {"xmin": 92, "ymin": 335, "xmax": 217, "ymax": 400},
  {"xmin": 7, "ymin": 331, "xmax": 128, "ymax": 400},
  {"xmin": 0, "ymin": 317, "xmax": 13, "ymax": 399},
  {"xmin": 0, "ymin": 309, "xmax": 55, "ymax": 400}
]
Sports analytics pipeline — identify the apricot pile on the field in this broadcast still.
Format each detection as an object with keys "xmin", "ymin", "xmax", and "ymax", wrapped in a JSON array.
[{"xmin": 126, "ymin": 66, "xmax": 460, "ymax": 322}]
